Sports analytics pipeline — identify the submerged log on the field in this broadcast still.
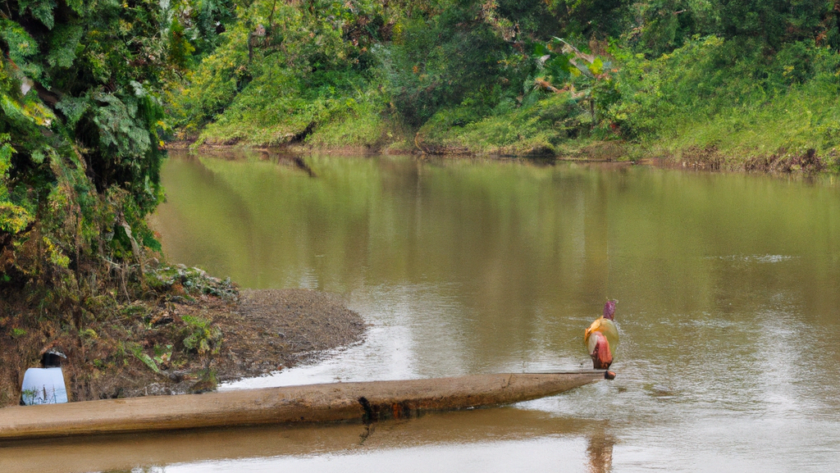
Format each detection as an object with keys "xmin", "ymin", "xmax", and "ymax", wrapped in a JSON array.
[{"xmin": 0, "ymin": 371, "xmax": 609, "ymax": 441}]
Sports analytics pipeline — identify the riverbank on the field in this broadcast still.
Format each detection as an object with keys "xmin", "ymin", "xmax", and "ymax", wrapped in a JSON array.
[
  {"xmin": 168, "ymin": 136, "xmax": 837, "ymax": 174},
  {"xmin": 0, "ymin": 268, "xmax": 365, "ymax": 408}
]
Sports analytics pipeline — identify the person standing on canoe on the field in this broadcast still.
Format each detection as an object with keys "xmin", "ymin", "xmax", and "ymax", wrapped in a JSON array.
[{"xmin": 584, "ymin": 300, "xmax": 619, "ymax": 370}]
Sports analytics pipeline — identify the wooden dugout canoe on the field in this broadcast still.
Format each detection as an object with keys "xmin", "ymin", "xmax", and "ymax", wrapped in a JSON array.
[{"xmin": 0, "ymin": 370, "xmax": 610, "ymax": 441}]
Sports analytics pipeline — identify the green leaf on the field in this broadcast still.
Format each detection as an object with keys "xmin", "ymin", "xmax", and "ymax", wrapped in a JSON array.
[
  {"xmin": 133, "ymin": 350, "xmax": 161, "ymax": 374},
  {"xmin": 588, "ymin": 57, "xmax": 604, "ymax": 76},
  {"xmin": 0, "ymin": 20, "xmax": 45, "ymax": 80},
  {"xmin": 18, "ymin": 0, "xmax": 57, "ymax": 30},
  {"xmin": 0, "ymin": 20, "xmax": 39, "ymax": 60},
  {"xmin": 65, "ymin": 0, "xmax": 84, "ymax": 15},
  {"xmin": 0, "ymin": 202, "xmax": 34, "ymax": 234},
  {"xmin": 56, "ymin": 96, "xmax": 91, "ymax": 127},
  {"xmin": 47, "ymin": 25, "xmax": 84, "ymax": 68},
  {"xmin": 31, "ymin": 149, "xmax": 45, "ymax": 164},
  {"xmin": 545, "ymin": 54, "xmax": 573, "ymax": 81}
]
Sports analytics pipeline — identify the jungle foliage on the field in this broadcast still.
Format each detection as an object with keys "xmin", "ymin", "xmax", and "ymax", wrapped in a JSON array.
[
  {"xmin": 165, "ymin": 0, "xmax": 840, "ymax": 166},
  {"xmin": 0, "ymin": 0, "xmax": 190, "ymax": 305},
  {"xmin": 6, "ymin": 0, "xmax": 840, "ymax": 299}
]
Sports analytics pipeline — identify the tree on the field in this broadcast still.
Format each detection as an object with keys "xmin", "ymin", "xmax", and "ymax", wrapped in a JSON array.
[{"xmin": 1, "ymin": 0, "xmax": 180, "ymax": 307}]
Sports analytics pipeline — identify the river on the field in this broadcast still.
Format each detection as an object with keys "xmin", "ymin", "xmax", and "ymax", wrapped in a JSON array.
[{"xmin": 4, "ymin": 151, "xmax": 840, "ymax": 472}]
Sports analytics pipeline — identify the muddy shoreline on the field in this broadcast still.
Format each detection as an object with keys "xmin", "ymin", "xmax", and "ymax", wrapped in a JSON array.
[
  {"xmin": 126, "ymin": 288, "xmax": 367, "ymax": 398},
  {"xmin": 0, "ymin": 284, "xmax": 365, "ymax": 407},
  {"xmin": 166, "ymin": 139, "xmax": 837, "ymax": 174}
]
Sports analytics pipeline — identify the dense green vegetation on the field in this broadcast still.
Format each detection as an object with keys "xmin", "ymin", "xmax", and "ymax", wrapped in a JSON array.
[
  {"xmin": 0, "ymin": 0, "xmax": 214, "ymax": 405},
  {"xmin": 4, "ymin": 0, "xmax": 840, "ymax": 302},
  {"xmin": 160, "ymin": 0, "xmax": 839, "ymax": 171},
  {"xmin": 0, "ymin": 0, "xmax": 189, "ymax": 296}
]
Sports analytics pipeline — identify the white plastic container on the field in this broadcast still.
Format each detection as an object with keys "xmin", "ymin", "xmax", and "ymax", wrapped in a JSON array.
[{"xmin": 21, "ymin": 368, "xmax": 68, "ymax": 405}]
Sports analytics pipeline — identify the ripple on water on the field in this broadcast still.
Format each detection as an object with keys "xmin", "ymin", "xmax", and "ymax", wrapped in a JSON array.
[{"xmin": 148, "ymin": 153, "xmax": 840, "ymax": 472}]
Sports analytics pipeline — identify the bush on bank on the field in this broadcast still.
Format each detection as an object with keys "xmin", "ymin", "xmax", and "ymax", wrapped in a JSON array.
[{"xmin": 166, "ymin": 1, "xmax": 840, "ymax": 169}]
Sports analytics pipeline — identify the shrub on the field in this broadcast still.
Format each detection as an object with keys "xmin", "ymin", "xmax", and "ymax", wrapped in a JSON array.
[{"xmin": 181, "ymin": 315, "xmax": 222, "ymax": 355}]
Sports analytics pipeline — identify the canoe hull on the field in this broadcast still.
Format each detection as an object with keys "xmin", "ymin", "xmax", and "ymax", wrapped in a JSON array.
[{"xmin": 0, "ymin": 371, "xmax": 607, "ymax": 441}]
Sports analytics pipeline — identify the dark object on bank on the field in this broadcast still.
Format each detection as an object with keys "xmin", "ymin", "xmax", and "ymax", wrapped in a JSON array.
[{"xmin": 42, "ymin": 350, "xmax": 66, "ymax": 368}]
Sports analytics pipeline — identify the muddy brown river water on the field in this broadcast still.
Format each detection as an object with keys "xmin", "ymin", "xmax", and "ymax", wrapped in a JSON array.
[{"xmin": 4, "ymin": 152, "xmax": 840, "ymax": 472}]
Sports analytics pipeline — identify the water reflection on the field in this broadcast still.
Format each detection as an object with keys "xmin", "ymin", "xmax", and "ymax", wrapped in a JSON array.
[
  {"xmin": 0, "ymin": 409, "xmax": 598, "ymax": 473},
  {"xmin": 132, "ymin": 152, "xmax": 840, "ymax": 471},
  {"xmin": 587, "ymin": 429, "xmax": 615, "ymax": 473}
]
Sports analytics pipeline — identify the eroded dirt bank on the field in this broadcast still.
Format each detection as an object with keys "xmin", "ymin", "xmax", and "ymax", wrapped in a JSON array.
[
  {"xmin": 167, "ymin": 139, "xmax": 839, "ymax": 174},
  {"xmin": 0, "ymin": 283, "xmax": 365, "ymax": 407}
]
